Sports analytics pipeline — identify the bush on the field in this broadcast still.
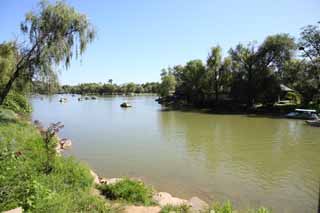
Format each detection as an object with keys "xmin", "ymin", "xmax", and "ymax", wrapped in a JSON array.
[
  {"xmin": 3, "ymin": 91, "xmax": 32, "ymax": 114},
  {"xmin": 160, "ymin": 204, "xmax": 190, "ymax": 213},
  {"xmin": 97, "ymin": 178, "xmax": 154, "ymax": 205}
]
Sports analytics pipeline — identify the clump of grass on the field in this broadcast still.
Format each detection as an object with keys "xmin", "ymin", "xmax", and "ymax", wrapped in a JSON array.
[
  {"xmin": 3, "ymin": 91, "xmax": 32, "ymax": 114},
  {"xmin": 0, "ymin": 108, "xmax": 18, "ymax": 122},
  {"xmin": 250, "ymin": 207, "xmax": 271, "ymax": 213},
  {"xmin": 211, "ymin": 201, "xmax": 233, "ymax": 213},
  {"xmin": 97, "ymin": 178, "xmax": 154, "ymax": 205},
  {"xmin": 160, "ymin": 204, "xmax": 190, "ymax": 213},
  {"xmin": 211, "ymin": 201, "xmax": 271, "ymax": 213}
]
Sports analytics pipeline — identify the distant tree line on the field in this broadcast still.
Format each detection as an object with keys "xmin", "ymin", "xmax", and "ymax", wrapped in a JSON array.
[
  {"xmin": 158, "ymin": 21, "xmax": 320, "ymax": 111},
  {"xmin": 32, "ymin": 81, "xmax": 160, "ymax": 95}
]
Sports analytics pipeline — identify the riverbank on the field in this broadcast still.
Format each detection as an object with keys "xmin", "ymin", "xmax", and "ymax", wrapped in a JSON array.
[
  {"xmin": 157, "ymin": 96, "xmax": 305, "ymax": 116},
  {"xmin": 0, "ymin": 108, "xmax": 271, "ymax": 212}
]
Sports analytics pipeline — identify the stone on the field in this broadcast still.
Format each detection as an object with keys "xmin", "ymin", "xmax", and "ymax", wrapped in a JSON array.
[
  {"xmin": 99, "ymin": 177, "xmax": 108, "ymax": 184},
  {"xmin": 60, "ymin": 138, "xmax": 72, "ymax": 149},
  {"xmin": 124, "ymin": 205, "xmax": 161, "ymax": 213},
  {"xmin": 152, "ymin": 192, "xmax": 189, "ymax": 207},
  {"xmin": 3, "ymin": 207, "xmax": 23, "ymax": 213},
  {"xmin": 188, "ymin": 196, "xmax": 209, "ymax": 212},
  {"xmin": 106, "ymin": 178, "xmax": 123, "ymax": 185}
]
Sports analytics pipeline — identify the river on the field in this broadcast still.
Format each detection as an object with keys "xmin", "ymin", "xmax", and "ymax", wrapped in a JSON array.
[{"xmin": 31, "ymin": 94, "xmax": 320, "ymax": 212}]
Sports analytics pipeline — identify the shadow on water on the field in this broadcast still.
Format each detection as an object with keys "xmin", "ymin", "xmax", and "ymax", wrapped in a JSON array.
[{"xmin": 159, "ymin": 105, "xmax": 292, "ymax": 120}]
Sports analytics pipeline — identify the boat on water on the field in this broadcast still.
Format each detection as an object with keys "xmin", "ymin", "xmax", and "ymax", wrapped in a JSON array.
[
  {"xmin": 285, "ymin": 109, "xmax": 319, "ymax": 120},
  {"xmin": 306, "ymin": 119, "xmax": 320, "ymax": 127},
  {"xmin": 59, "ymin": 97, "xmax": 67, "ymax": 103},
  {"xmin": 120, "ymin": 101, "xmax": 132, "ymax": 108}
]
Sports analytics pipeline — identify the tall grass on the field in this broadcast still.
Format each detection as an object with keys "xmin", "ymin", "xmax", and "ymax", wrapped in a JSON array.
[{"xmin": 0, "ymin": 109, "xmax": 111, "ymax": 212}]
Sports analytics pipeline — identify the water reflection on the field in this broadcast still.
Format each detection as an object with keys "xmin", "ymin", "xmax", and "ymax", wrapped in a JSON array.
[{"xmin": 158, "ymin": 109, "xmax": 320, "ymax": 212}]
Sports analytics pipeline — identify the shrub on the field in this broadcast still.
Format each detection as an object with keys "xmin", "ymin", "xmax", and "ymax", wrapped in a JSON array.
[
  {"xmin": 97, "ymin": 178, "xmax": 154, "ymax": 205},
  {"xmin": 3, "ymin": 91, "xmax": 32, "ymax": 114},
  {"xmin": 160, "ymin": 204, "xmax": 190, "ymax": 213}
]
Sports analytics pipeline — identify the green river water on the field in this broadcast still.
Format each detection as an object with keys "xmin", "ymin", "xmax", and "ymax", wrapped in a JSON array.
[{"xmin": 31, "ymin": 94, "xmax": 320, "ymax": 212}]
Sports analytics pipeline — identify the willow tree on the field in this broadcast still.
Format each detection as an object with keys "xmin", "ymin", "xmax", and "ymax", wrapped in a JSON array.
[{"xmin": 0, "ymin": 0, "xmax": 95, "ymax": 105}]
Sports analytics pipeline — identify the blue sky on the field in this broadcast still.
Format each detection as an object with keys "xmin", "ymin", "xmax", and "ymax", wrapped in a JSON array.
[{"xmin": 0, "ymin": 0, "xmax": 319, "ymax": 85}]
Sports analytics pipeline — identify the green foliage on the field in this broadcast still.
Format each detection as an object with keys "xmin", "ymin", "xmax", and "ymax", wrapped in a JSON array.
[
  {"xmin": 159, "ymin": 68, "xmax": 177, "ymax": 97},
  {"xmin": 210, "ymin": 201, "xmax": 271, "ymax": 213},
  {"xmin": 211, "ymin": 201, "xmax": 233, "ymax": 213},
  {"xmin": 0, "ymin": 108, "xmax": 18, "ymax": 122},
  {"xmin": 285, "ymin": 91, "xmax": 301, "ymax": 105},
  {"xmin": 98, "ymin": 178, "xmax": 154, "ymax": 205},
  {"xmin": 173, "ymin": 60, "xmax": 207, "ymax": 105},
  {"xmin": 299, "ymin": 21, "xmax": 320, "ymax": 59},
  {"xmin": 0, "ymin": 0, "xmax": 95, "ymax": 105},
  {"xmin": 21, "ymin": 0, "xmax": 95, "ymax": 69},
  {"xmin": 40, "ymin": 122, "xmax": 64, "ymax": 174},
  {"xmin": 32, "ymin": 72, "xmax": 60, "ymax": 94},
  {"xmin": 3, "ymin": 91, "xmax": 32, "ymax": 114},
  {"xmin": 160, "ymin": 204, "xmax": 190, "ymax": 213},
  {"xmin": 251, "ymin": 207, "xmax": 271, "ymax": 213},
  {"xmin": 157, "ymin": 23, "xmax": 320, "ymax": 109},
  {"xmin": 0, "ymin": 43, "xmax": 17, "ymax": 90},
  {"xmin": 0, "ymin": 115, "xmax": 111, "ymax": 212},
  {"xmin": 58, "ymin": 82, "xmax": 160, "ymax": 95}
]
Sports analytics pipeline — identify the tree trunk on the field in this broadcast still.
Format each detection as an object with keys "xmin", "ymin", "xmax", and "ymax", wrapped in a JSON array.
[
  {"xmin": 247, "ymin": 66, "xmax": 254, "ymax": 108},
  {"xmin": 0, "ymin": 68, "xmax": 20, "ymax": 105},
  {"xmin": 214, "ymin": 71, "xmax": 219, "ymax": 103},
  {"xmin": 215, "ymin": 84, "xmax": 219, "ymax": 102}
]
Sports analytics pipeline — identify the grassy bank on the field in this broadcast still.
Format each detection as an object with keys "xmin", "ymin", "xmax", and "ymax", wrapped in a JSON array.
[{"xmin": 0, "ymin": 108, "xmax": 112, "ymax": 212}]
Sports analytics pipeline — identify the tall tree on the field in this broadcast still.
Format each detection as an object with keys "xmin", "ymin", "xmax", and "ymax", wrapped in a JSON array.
[
  {"xmin": 159, "ymin": 68, "xmax": 176, "ymax": 97},
  {"xmin": 207, "ymin": 46, "xmax": 222, "ymax": 102},
  {"xmin": 229, "ymin": 34, "xmax": 295, "ymax": 106},
  {"xmin": 0, "ymin": 0, "xmax": 95, "ymax": 104},
  {"xmin": 299, "ymin": 21, "xmax": 320, "ymax": 60},
  {"xmin": 174, "ymin": 60, "xmax": 206, "ymax": 105},
  {"xmin": 229, "ymin": 43, "xmax": 257, "ymax": 106},
  {"xmin": 299, "ymin": 21, "xmax": 320, "ymax": 104}
]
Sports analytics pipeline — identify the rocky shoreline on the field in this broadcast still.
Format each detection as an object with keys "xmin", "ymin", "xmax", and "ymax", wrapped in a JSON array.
[
  {"xmin": 89, "ymin": 170, "xmax": 209, "ymax": 213},
  {"xmin": 33, "ymin": 120, "xmax": 210, "ymax": 213}
]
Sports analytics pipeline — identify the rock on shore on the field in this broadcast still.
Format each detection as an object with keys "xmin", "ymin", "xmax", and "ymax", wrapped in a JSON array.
[
  {"xmin": 90, "ymin": 171, "xmax": 209, "ymax": 212},
  {"xmin": 153, "ymin": 192, "xmax": 188, "ymax": 207}
]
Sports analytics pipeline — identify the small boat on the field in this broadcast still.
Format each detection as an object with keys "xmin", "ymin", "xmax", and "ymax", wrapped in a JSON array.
[
  {"xmin": 91, "ymin": 96, "xmax": 97, "ymax": 100},
  {"xmin": 285, "ymin": 109, "xmax": 319, "ymax": 120},
  {"xmin": 306, "ymin": 119, "xmax": 320, "ymax": 127},
  {"xmin": 120, "ymin": 102, "xmax": 132, "ymax": 108},
  {"xmin": 84, "ymin": 97, "xmax": 90, "ymax": 100},
  {"xmin": 59, "ymin": 98, "xmax": 67, "ymax": 103}
]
